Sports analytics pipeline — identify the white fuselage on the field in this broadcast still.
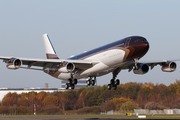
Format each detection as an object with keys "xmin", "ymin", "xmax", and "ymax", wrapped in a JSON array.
[{"xmin": 58, "ymin": 49, "xmax": 126, "ymax": 80}]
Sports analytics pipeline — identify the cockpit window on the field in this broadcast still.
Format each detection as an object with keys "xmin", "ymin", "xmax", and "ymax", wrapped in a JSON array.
[
  {"xmin": 135, "ymin": 40, "xmax": 140, "ymax": 42},
  {"xmin": 135, "ymin": 38, "xmax": 147, "ymax": 42},
  {"xmin": 141, "ymin": 39, "xmax": 147, "ymax": 42}
]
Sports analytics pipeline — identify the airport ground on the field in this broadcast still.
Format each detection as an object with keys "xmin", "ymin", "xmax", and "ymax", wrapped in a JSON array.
[{"xmin": 1, "ymin": 114, "xmax": 180, "ymax": 120}]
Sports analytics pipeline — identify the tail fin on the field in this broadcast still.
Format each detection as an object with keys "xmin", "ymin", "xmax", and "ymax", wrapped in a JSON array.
[{"xmin": 42, "ymin": 34, "xmax": 59, "ymax": 59}]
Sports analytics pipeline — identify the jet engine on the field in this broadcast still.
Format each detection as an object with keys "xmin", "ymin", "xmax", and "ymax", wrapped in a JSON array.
[
  {"xmin": 6, "ymin": 58, "xmax": 22, "ymax": 70},
  {"xmin": 161, "ymin": 62, "xmax": 177, "ymax": 72},
  {"xmin": 58, "ymin": 62, "xmax": 75, "ymax": 73},
  {"xmin": 133, "ymin": 63, "xmax": 149, "ymax": 75}
]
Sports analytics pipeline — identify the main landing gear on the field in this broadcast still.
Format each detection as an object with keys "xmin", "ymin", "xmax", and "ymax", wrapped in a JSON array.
[
  {"xmin": 65, "ymin": 72, "xmax": 77, "ymax": 90},
  {"xmin": 108, "ymin": 79, "xmax": 120, "ymax": 90},
  {"xmin": 87, "ymin": 77, "xmax": 96, "ymax": 86},
  {"xmin": 108, "ymin": 68, "xmax": 121, "ymax": 90},
  {"xmin": 65, "ymin": 78, "xmax": 77, "ymax": 89}
]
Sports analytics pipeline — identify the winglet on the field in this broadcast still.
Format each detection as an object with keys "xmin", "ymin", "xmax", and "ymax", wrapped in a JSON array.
[{"xmin": 42, "ymin": 34, "xmax": 59, "ymax": 59}]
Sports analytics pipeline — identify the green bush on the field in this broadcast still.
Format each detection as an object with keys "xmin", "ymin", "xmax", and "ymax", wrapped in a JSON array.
[{"xmin": 120, "ymin": 101, "xmax": 139, "ymax": 111}]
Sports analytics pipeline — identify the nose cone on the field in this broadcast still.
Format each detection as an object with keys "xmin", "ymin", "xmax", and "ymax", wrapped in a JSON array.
[
  {"xmin": 132, "ymin": 41, "xmax": 149, "ymax": 59},
  {"xmin": 142, "ymin": 42, "xmax": 149, "ymax": 50},
  {"xmin": 138, "ymin": 42, "xmax": 149, "ymax": 58}
]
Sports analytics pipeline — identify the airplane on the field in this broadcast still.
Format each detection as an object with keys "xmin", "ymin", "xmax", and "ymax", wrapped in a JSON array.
[{"xmin": 0, "ymin": 34, "xmax": 178, "ymax": 90}]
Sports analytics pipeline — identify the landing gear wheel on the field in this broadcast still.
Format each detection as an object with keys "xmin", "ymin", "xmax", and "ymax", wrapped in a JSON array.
[
  {"xmin": 65, "ymin": 83, "xmax": 69, "ymax": 89},
  {"xmin": 87, "ymin": 80, "xmax": 91, "ymax": 86},
  {"xmin": 91, "ymin": 80, "xmax": 95, "ymax": 86},
  {"xmin": 110, "ymin": 79, "xmax": 115, "ymax": 85},
  {"xmin": 116, "ymin": 79, "xmax": 120, "ymax": 85},
  {"xmin": 108, "ymin": 84, "xmax": 111, "ymax": 90},
  {"xmin": 113, "ymin": 84, "xmax": 117, "ymax": 90},
  {"xmin": 87, "ymin": 77, "xmax": 96, "ymax": 87},
  {"xmin": 110, "ymin": 68, "xmax": 121, "ymax": 90},
  {"xmin": 74, "ymin": 79, "xmax": 77, "ymax": 85}
]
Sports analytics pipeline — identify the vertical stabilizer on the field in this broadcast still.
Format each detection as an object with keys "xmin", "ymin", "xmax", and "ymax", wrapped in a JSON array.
[{"xmin": 42, "ymin": 34, "xmax": 59, "ymax": 59}]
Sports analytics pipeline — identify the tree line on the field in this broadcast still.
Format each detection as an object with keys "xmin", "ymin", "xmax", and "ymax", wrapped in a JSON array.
[{"xmin": 1, "ymin": 80, "xmax": 180, "ymax": 114}]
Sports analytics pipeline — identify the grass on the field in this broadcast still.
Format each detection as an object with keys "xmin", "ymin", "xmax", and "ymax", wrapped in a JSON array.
[{"xmin": 0, "ymin": 114, "xmax": 180, "ymax": 119}]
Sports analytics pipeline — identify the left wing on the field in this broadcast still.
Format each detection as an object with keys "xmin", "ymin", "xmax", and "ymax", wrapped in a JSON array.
[
  {"xmin": 118, "ymin": 59, "xmax": 178, "ymax": 74},
  {"xmin": 0, "ymin": 56, "xmax": 98, "ymax": 70},
  {"xmin": 139, "ymin": 59, "xmax": 178, "ymax": 70}
]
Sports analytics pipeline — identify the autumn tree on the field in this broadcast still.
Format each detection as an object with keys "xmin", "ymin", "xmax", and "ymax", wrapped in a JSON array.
[
  {"xmin": 100, "ymin": 89, "xmax": 114, "ymax": 102},
  {"xmin": 16, "ymin": 106, "xmax": 32, "ymax": 114},
  {"xmin": 77, "ymin": 92, "xmax": 89, "ymax": 108},
  {"xmin": 0, "ymin": 106, "xmax": 9, "ymax": 114},
  {"xmin": 27, "ymin": 91, "xmax": 37, "ymax": 108},
  {"xmin": 76, "ymin": 87, "xmax": 87, "ymax": 97},
  {"xmin": 2, "ymin": 92, "xmax": 19, "ymax": 106},
  {"xmin": 173, "ymin": 79, "xmax": 180, "ymax": 96},
  {"xmin": 59, "ymin": 93, "xmax": 66, "ymax": 111},
  {"xmin": 43, "ymin": 95, "xmax": 59, "ymax": 106},
  {"xmin": 17, "ymin": 92, "xmax": 29, "ymax": 106},
  {"xmin": 145, "ymin": 102, "xmax": 161, "ymax": 110},
  {"xmin": 168, "ymin": 83, "xmax": 177, "ymax": 97},
  {"xmin": 120, "ymin": 101, "xmax": 139, "ymax": 111},
  {"xmin": 36, "ymin": 91, "xmax": 48, "ymax": 106},
  {"xmin": 86, "ymin": 87, "xmax": 96, "ymax": 106},
  {"xmin": 38, "ymin": 105, "xmax": 62, "ymax": 114},
  {"xmin": 121, "ymin": 82, "xmax": 140, "ymax": 99},
  {"xmin": 102, "ymin": 97, "xmax": 132, "ymax": 111},
  {"xmin": 17, "ymin": 98, "xmax": 29, "ymax": 107},
  {"xmin": 172, "ymin": 97, "xmax": 180, "ymax": 109},
  {"xmin": 158, "ymin": 84, "xmax": 168, "ymax": 98},
  {"xmin": 63, "ymin": 90, "xmax": 77, "ymax": 110},
  {"xmin": 3, "ymin": 80, "xmax": 180, "ymax": 114}
]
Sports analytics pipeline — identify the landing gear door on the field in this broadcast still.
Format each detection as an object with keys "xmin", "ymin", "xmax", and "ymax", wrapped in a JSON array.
[{"xmin": 125, "ymin": 38, "xmax": 131, "ymax": 48}]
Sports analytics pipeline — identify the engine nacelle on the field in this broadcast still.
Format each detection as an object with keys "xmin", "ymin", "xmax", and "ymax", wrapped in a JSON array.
[
  {"xmin": 6, "ymin": 59, "xmax": 22, "ymax": 70},
  {"xmin": 133, "ymin": 63, "xmax": 149, "ymax": 75},
  {"xmin": 161, "ymin": 62, "xmax": 177, "ymax": 72},
  {"xmin": 58, "ymin": 62, "xmax": 75, "ymax": 73}
]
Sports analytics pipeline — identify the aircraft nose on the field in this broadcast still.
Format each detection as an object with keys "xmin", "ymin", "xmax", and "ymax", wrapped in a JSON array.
[
  {"xmin": 142, "ymin": 42, "xmax": 149, "ymax": 51},
  {"xmin": 143, "ymin": 42, "xmax": 149, "ymax": 47},
  {"xmin": 133, "ymin": 41, "xmax": 149, "ymax": 58}
]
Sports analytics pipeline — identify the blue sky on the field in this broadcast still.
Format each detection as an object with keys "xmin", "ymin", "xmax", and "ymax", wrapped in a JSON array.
[{"xmin": 0, "ymin": 0, "xmax": 180, "ymax": 88}]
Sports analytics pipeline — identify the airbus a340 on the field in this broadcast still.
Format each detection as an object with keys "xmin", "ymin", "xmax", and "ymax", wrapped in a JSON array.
[{"xmin": 0, "ymin": 34, "xmax": 178, "ymax": 90}]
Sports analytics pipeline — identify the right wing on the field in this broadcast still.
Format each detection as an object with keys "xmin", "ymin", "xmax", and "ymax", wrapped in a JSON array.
[{"xmin": 0, "ymin": 56, "xmax": 98, "ymax": 71}]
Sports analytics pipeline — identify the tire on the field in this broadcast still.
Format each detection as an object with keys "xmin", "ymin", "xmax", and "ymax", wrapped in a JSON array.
[
  {"xmin": 65, "ymin": 83, "xmax": 69, "ymax": 89},
  {"xmin": 87, "ymin": 80, "xmax": 91, "ymax": 86},
  {"xmin": 116, "ymin": 79, "xmax": 120, "ymax": 85},
  {"xmin": 91, "ymin": 80, "xmax": 95, "ymax": 86},
  {"xmin": 110, "ymin": 79, "xmax": 114, "ymax": 85},
  {"xmin": 74, "ymin": 79, "xmax": 77, "ymax": 84},
  {"xmin": 71, "ymin": 84, "xmax": 75, "ymax": 89},
  {"xmin": 108, "ymin": 84, "xmax": 111, "ymax": 90}
]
